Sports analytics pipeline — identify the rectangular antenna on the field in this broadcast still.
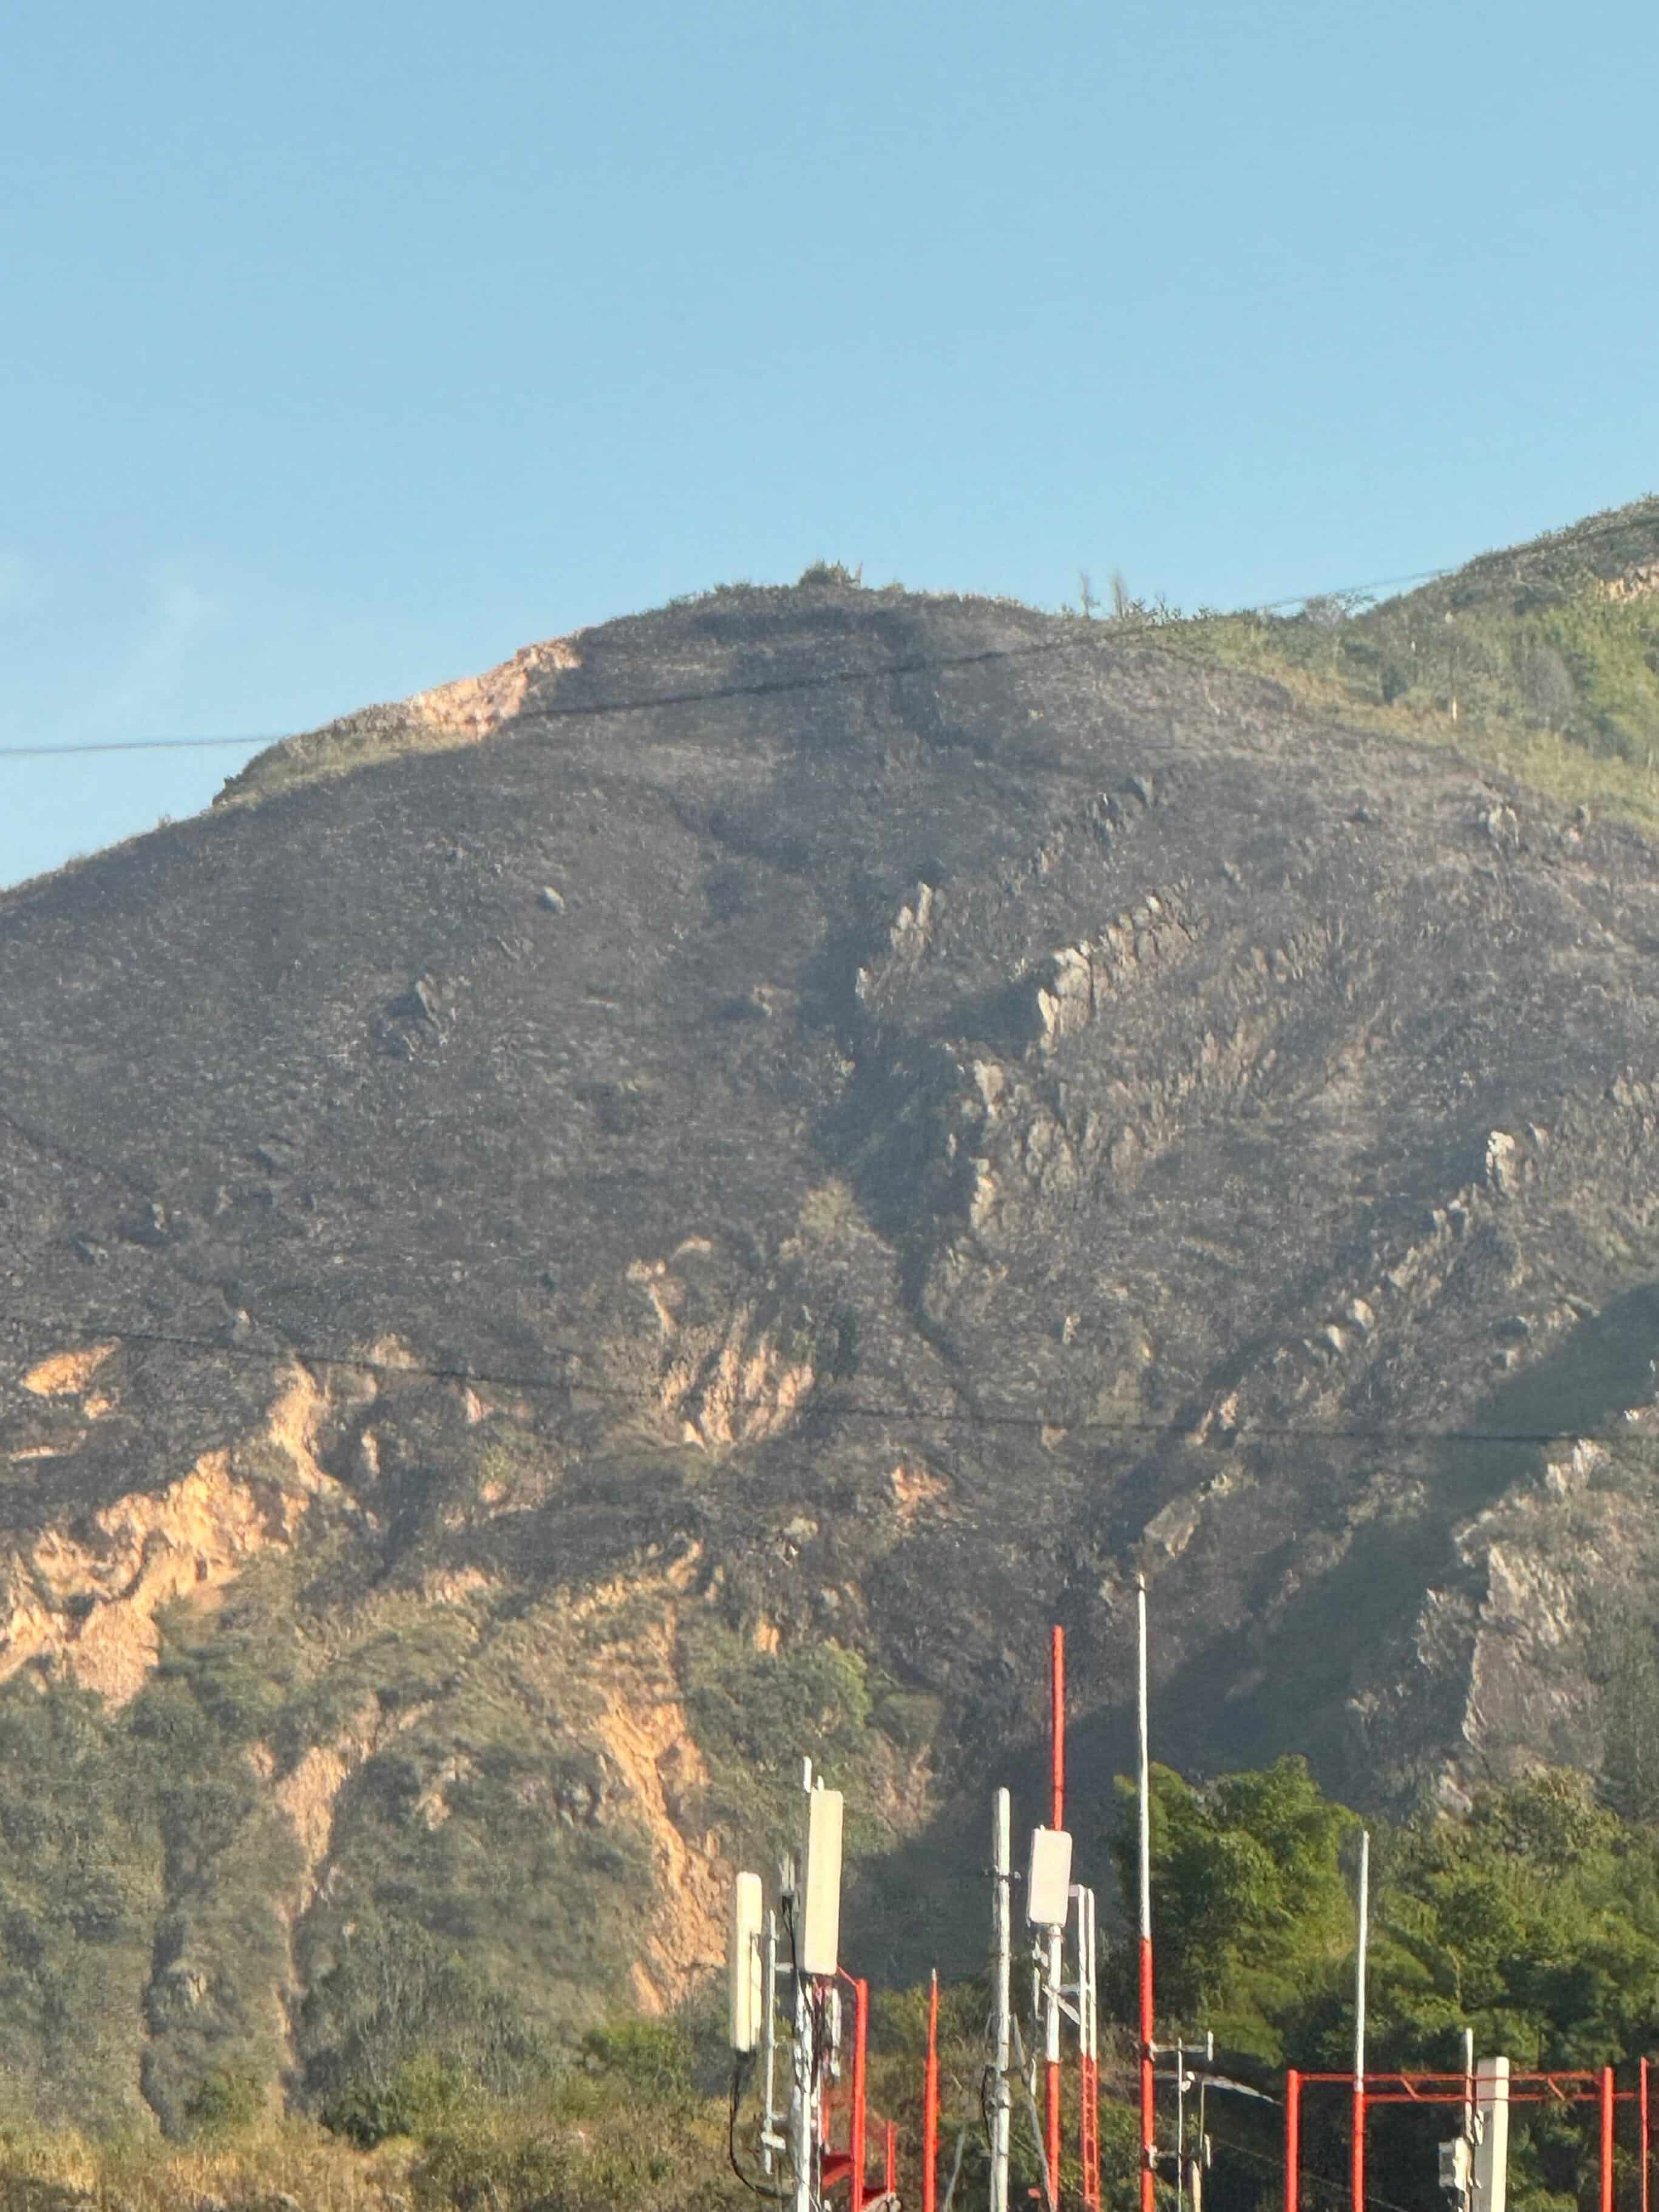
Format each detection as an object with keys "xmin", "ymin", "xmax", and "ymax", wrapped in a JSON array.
[
  {"xmin": 799, "ymin": 1788, "xmax": 844, "ymax": 1975},
  {"xmin": 1473, "ymin": 2058, "xmax": 1510, "ymax": 2212},
  {"xmin": 730, "ymin": 1870, "xmax": 764, "ymax": 2052},
  {"xmin": 1026, "ymin": 1827, "xmax": 1073, "ymax": 1927}
]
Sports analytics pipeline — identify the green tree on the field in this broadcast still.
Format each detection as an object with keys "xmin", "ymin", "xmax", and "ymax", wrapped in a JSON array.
[{"xmin": 1110, "ymin": 1757, "xmax": 1356, "ymax": 2057}]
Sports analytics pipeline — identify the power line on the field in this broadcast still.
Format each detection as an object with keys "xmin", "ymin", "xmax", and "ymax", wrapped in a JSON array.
[
  {"xmin": 0, "ymin": 733, "xmax": 279, "ymax": 760},
  {"xmin": 2, "ymin": 503, "xmax": 1654, "ymax": 764},
  {"xmin": 1, "ymin": 1310, "xmax": 1654, "ymax": 1454},
  {"xmin": 0, "ymin": 621, "xmax": 1292, "ymax": 762}
]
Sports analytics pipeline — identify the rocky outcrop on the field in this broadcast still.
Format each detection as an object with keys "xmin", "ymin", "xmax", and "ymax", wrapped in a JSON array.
[
  {"xmin": 405, "ymin": 634, "xmax": 582, "ymax": 739},
  {"xmin": 0, "ymin": 1365, "xmax": 339, "ymax": 1703}
]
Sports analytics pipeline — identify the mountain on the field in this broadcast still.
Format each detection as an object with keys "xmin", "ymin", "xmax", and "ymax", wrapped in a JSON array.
[{"xmin": 7, "ymin": 535, "xmax": 1659, "ymax": 2128}]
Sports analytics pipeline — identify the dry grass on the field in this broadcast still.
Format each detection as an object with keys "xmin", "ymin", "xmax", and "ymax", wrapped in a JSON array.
[{"xmin": 0, "ymin": 2119, "xmax": 413, "ymax": 2212}]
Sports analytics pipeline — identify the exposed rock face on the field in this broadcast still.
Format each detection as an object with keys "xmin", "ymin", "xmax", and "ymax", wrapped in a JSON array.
[
  {"xmin": 7, "ymin": 573, "xmax": 1659, "ymax": 2115},
  {"xmin": 0, "ymin": 1363, "xmax": 336, "ymax": 1702},
  {"xmin": 404, "ymin": 634, "xmax": 583, "ymax": 739}
]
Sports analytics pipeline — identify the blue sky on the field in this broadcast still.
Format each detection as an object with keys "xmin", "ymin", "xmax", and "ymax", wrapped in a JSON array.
[{"xmin": 4, "ymin": 0, "xmax": 1657, "ymax": 887}]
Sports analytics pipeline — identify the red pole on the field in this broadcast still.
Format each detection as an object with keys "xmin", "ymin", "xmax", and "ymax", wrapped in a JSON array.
[
  {"xmin": 1285, "ymin": 2070, "xmax": 1300, "ymax": 2212},
  {"xmin": 885, "ymin": 2119, "xmax": 897, "ymax": 2196},
  {"xmin": 1603, "ymin": 2066, "xmax": 1616, "ymax": 2212},
  {"xmin": 923, "ymin": 1969, "xmax": 940, "ymax": 2212},
  {"xmin": 1138, "ymin": 1584, "xmax": 1156, "ymax": 2212},
  {"xmin": 1139, "ymin": 1935, "xmax": 1156, "ymax": 2212},
  {"xmin": 1082, "ymin": 2048, "xmax": 1101, "ymax": 2212},
  {"xmin": 1641, "ymin": 2057, "xmax": 1651, "ymax": 2212},
  {"xmin": 1048, "ymin": 1624, "xmax": 1065, "ymax": 2210},
  {"xmin": 850, "ymin": 1978, "xmax": 868, "ymax": 2212},
  {"xmin": 1351, "ymin": 2074, "xmax": 1366, "ymax": 2212}
]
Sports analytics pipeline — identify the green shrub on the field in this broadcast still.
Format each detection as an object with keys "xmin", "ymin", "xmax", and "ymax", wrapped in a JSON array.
[
  {"xmin": 580, "ymin": 2019, "xmax": 693, "ymax": 2099},
  {"xmin": 182, "ymin": 2065, "xmax": 266, "ymax": 2136},
  {"xmin": 321, "ymin": 2051, "xmax": 468, "ymax": 2148}
]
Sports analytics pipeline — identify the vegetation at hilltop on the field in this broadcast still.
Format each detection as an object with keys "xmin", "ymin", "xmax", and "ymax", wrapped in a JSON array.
[{"xmin": 1091, "ymin": 495, "xmax": 1659, "ymax": 835}]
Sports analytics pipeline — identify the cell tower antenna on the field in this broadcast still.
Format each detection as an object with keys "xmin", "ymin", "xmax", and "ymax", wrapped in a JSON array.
[{"xmin": 765, "ymin": 1758, "xmax": 843, "ymax": 2212}]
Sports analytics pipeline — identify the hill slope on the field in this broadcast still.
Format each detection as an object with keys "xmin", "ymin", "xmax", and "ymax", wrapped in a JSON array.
[{"xmin": 7, "ymin": 553, "xmax": 1659, "ymax": 2124}]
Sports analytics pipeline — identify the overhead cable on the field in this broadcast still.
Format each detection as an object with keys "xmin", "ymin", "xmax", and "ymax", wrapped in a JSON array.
[
  {"xmin": 2, "ymin": 503, "xmax": 1654, "ymax": 762},
  {"xmin": 0, "ymin": 1309, "xmax": 1652, "ymax": 1454}
]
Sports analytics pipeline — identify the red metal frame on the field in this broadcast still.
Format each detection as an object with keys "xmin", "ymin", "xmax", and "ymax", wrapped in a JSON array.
[
  {"xmin": 1138, "ymin": 1938, "xmax": 1156, "ymax": 2211},
  {"xmin": 1286, "ymin": 2069, "xmax": 1300, "ymax": 2212},
  {"xmin": 1287, "ymin": 2066, "xmax": 1649, "ymax": 2212},
  {"xmin": 1641, "ymin": 2057, "xmax": 1651, "ymax": 2212},
  {"xmin": 1604, "ymin": 2068, "xmax": 1617, "ymax": 2212},
  {"xmin": 821, "ymin": 1973, "xmax": 872, "ymax": 2207},
  {"xmin": 821, "ymin": 1969, "xmax": 906, "ymax": 2209},
  {"xmin": 849, "ymin": 1976, "xmax": 867, "ymax": 2212},
  {"xmin": 1298, "ymin": 2068, "xmax": 1615, "ymax": 2100},
  {"xmin": 1081, "ymin": 2044, "xmax": 1101, "ymax": 2212},
  {"xmin": 1352, "ymin": 2066, "xmax": 1366, "ymax": 2212}
]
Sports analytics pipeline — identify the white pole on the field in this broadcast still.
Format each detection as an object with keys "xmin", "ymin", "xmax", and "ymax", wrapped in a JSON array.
[
  {"xmin": 1082, "ymin": 1886, "xmax": 1098, "ymax": 2061},
  {"xmin": 792, "ymin": 1955, "xmax": 814, "ymax": 2212},
  {"xmin": 1351, "ymin": 1830, "xmax": 1370, "ymax": 2212},
  {"xmin": 1045, "ymin": 1916, "xmax": 1064, "ymax": 2097},
  {"xmin": 1352, "ymin": 1831, "xmax": 1369, "ymax": 2085},
  {"xmin": 1136, "ymin": 1578, "xmax": 1156, "ymax": 2212},
  {"xmin": 991, "ymin": 1788, "xmax": 1013, "ymax": 2212},
  {"xmin": 792, "ymin": 1769, "xmax": 817, "ymax": 2212}
]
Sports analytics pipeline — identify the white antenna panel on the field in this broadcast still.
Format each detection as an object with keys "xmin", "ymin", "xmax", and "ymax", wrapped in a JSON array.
[
  {"xmin": 1474, "ymin": 2057, "xmax": 1510, "ymax": 2212},
  {"xmin": 728, "ymin": 1870, "xmax": 764, "ymax": 2052},
  {"xmin": 799, "ymin": 1787, "xmax": 844, "ymax": 1975},
  {"xmin": 1026, "ymin": 1827, "xmax": 1073, "ymax": 1927}
]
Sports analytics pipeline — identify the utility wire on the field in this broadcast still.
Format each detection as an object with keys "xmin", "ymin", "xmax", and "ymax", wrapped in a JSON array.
[
  {"xmin": 0, "ymin": 734, "xmax": 280, "ymax": 759},
  {"xmin": 2, "ymin": 503, "xmax": 1654, "ymax": 764},
  {"xmin": 1, "ymin": 1309, "xmax": 1655, "ymax": 1454},
  {"xmin": 0, "ymin": 621, "xmax": 1322, "ymax": 762}
]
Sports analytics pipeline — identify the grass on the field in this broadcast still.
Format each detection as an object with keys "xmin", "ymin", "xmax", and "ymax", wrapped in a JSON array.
[
  {"xmin": 1154, "ymin": 604, "xmax": 1659, "ymax": 835},
  {"xmin": 1102, "ymin": 494, "xmax": 1659, "ymax": 836},
  {"xmin": 0, "ymin": 2114, "xmax": 414, "ymax": 2212}
]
